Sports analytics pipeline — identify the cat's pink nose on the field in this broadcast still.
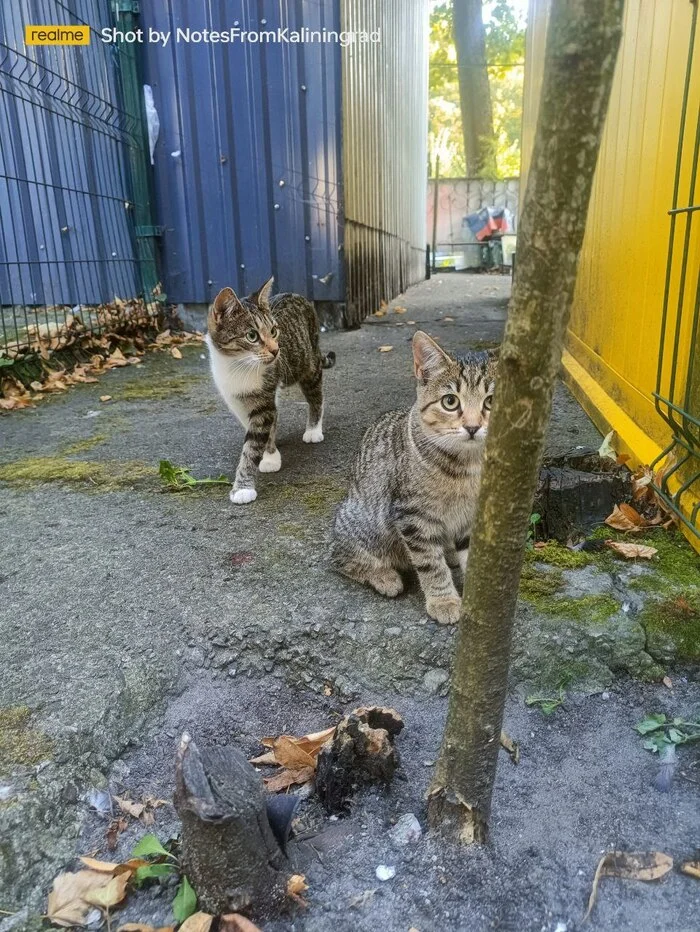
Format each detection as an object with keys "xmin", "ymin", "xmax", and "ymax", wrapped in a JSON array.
[{"xmin": 465, "ymin": 425, "xmax": 480, "ymax": 439}]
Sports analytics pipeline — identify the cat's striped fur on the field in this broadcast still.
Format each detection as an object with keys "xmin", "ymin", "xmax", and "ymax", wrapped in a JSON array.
[
  {"xmin": 206, "ymin": 278, "xmax": 335, "ymax": 505},
  {"xmin": 330, "ymin": 331, "xmax": 497, "ymax": 624}
]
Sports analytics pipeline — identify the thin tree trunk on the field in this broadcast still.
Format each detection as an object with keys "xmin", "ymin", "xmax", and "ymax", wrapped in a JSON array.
[
  {"xmin": 453, "ymin": 0, "xmax": 495, "ymax": 176},
  {"xmin": 427, "ymin": 0, "xmax": 624, "ymax": 843}
]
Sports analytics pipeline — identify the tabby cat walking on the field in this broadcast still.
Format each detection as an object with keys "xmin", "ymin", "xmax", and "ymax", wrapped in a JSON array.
[
  {"xmin": 206, "ymin": 278, "xmax": 335, "ymax": 504},
  {"xmin": 331, "ymin": 331, "xmax": 496, "ymax": 624}
]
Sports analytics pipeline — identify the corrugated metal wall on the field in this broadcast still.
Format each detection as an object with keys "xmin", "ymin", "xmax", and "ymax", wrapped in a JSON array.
[
  {"xmin": 522, "ymin": 0, "xmax": 700, "ymax": 548},
  {"xmin": 0, "ymin": 0, "xmax": 140, "ymax": 310},
  {"xmin": 140, "ymin": 0, "xmax": 343, "ymax": 307},
  {"xmin": 341, "ymin": 0, "xmax": 429, "ymax": 325}
]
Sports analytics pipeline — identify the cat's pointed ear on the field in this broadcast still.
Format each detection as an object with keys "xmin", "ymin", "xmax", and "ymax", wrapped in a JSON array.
[
  {"xmin": 412, "ymin": 331, "xmax": 451, "ymax": 381},
  {"xmin": 211, "ymin": 286, "xmax": 240, "ymax": 321},
  {"xmin": 252, "ymin": 276, "xmax": 274, "ymax": 308}
]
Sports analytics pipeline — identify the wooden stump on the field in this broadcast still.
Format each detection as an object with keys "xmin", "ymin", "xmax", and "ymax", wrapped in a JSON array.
[
  {"xmin": 534, "ymin": 449, "xmax": 632, "ymax": 542},
  {"xmin": 316, "ymin": 706, "xmax": 404, "ymax": 814},
  {"xmin": 174, "ymin": 733, "xmax": 288, "ymax": 916}
]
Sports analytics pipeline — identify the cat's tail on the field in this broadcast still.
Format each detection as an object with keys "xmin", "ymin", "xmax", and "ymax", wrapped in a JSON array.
[{"xmin": 322, "ymin": 351, "xmax": 336, "ymax": 369}]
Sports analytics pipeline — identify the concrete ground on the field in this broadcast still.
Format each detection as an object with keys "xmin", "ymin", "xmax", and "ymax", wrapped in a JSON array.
[{"xmin": 0, "ymin": 273, "xmax": 698, "ymax": 931}]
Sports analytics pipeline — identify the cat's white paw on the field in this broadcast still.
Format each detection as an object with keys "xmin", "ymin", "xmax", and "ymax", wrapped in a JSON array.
[
  {"xmin": 457, "ymin": 548, "xmax": 469, "ymax": 574},
  {"xmin": 230, "ymin": 487, "xmax": 257, "ymax": 505},
  {"xmin": 303, "ymin": 426, "xmax": 324, "ymax": 443},
  {"xmin": 426, "ymin": 595, "xmax": 461, "ymax": 625},
  {"xmin": 259, "ymin": 449, "xmax": 282, "ymax": 473}
]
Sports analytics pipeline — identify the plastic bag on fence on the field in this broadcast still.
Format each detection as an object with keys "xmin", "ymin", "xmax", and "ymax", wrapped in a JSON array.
[{"xmin": 143, "ymin": 85, "xmax": 160, "ymax": 165}]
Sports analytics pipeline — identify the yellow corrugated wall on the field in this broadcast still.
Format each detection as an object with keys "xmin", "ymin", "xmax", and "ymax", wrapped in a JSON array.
[{"xmin": 522, "ymin": 0, "xmax": 700, "ymax": 551}]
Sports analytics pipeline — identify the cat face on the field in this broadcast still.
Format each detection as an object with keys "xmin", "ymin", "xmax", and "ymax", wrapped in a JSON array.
[
  {"xmin": 208, "ymin": 277, "xmax": 279, "ymax": 365},
  {"xmin": 412, "ymin": 331, "xmax": 497, "ymax": 450}
]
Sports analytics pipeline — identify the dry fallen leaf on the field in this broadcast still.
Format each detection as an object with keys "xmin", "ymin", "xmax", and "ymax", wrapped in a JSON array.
[
  {"xmin": 263, "ymin": 766, "xmax": 315, "ymax": 792},
  {"xmin": 47, "ymin": 870, "xmax": 114, "ymax": 927},
  {"xmin": 604, "ymin": 540, "xmax": 658, "ymax": 560},
  {"xmin": 373, "ymin": 309, "xmax": 387, "ymax": 318},
  {"xmin": 598, "ymin": 430, "xmax": 616, "ymax": 460},
  {"xmin": 82, "ymin": 871, "xmax": 130, "ymax": 909},
  {"xmin": 287, "ymin": 873, "xmax": 309, "ymax": 904},
  {"xmin": 118, "ymin": 925, "xmax": 175, "ymax": 932},
  {"xmin": 662, "ymin": 675, "xmax": 673, "ymax": 689},
  {"xmin": 681, "ymin": 860, "xmax": 700, "ymax": 880},
  {"xmin": 379, "ymin": 345, "xmax": 393, "ymax": 353},
  {"xmin": 393, "ymin": 306, "xmax": 407, "ymax": 314},
  {"xmin": 100, "ymin": 395, "xmax": 112, "ymax": 403},
  {"xmin": 271, "ymin": 736, "xmax": 316, "ymax": 770},
  {"xmin": 113, "ymin": 795, "xmax": 145, "ymax": 820},
  {"xmin": 178, "ymin": 912, "xmax": 214, "ymax": 932},
  {"xmin": 584, "ymin": 851, "xmax": 673, "ymax": 922},
  {"xmin": 254, "ymin": 728, "xmax": 335, "ymax": 768},
  {"xmin": 499, "ymin": 731, "xmax": 520, "ymax": 765},
  {"xmin": 219, "ymin": 915, "xmax": 262, "ymax": 932},
  {"xmin": 106, "ymin": 816, "xmax": 128, "ymax": 850},
  {"xmin": 78, "ymin": 856, "xmax": 119, "ymax": 874},
  {"xmin": 604, "ymin": 502, "xmax": 647, "ymax": 532},
  {"xmin": 171, "ymin": 347, "xmax": 183, "ymax": 359}
]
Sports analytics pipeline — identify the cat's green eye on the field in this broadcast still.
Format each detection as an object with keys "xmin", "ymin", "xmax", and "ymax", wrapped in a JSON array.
[
  {"xmin": 245, "ymin": 329, "xmax": 259, "ymax": 343},
  {"xmin": 270, "ymin": 325, "xmax": 279, "ymax": 339},
  {"xmin": 441, "ymin": 393, "xmax": 460, "ymax": 411},
  {"xmin": 483, "ymin": 394, "xmax": 493, "ymax": 411}
]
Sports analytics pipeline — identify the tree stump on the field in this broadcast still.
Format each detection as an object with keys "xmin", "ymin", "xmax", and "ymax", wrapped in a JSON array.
[
  {"xmin": 174, "ymin": 733, "xmax": 288, "ymax": 916},
  {"xmin": 315, "ymin": 707, "xmax": 403, "ymax": 814},
  {"xmin": 534, "ymin": 449, "xmax": 632, "ymax": 542}
]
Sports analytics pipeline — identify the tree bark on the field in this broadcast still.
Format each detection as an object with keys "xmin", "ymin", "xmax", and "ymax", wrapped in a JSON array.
[
  {"xmin": 453, "ymin": 0, "xmax": 495, "ymax": 176},
  {"xmin": 427, "ymin": 0, "xmax": 624, "ymax": 843},
  {"xmin": 174, "ymin": 734, "xmax": 288, "ymax": 916}
]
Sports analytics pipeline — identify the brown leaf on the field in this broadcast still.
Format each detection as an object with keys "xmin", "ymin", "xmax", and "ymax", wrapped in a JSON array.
[
  {"xmin": 47, "ymin": 870, "xmax": 113, "ymax": 927},
  {"xmin": 253, "ymin": 727, "xmax": 335, "ymax": 769},
  {"xmin": 249, "ymin": 750, "xmax": 278, "ymax": 765},
  {"xmin": 393, "ymin": 306, "xmax": 407, "ymax": 314},
  {"xmin": 100, "ymin": 395, "xmax": 112, "ymax": 403},
  {"xmin": 681, "ymin": 860, "xmax": 700, "ymax": 880},
  {"xmin": 178, "ymin": 913, "xmax": 214, "ymax": 932},
  {"xmin": 171, "ymin": 347, "xmax": 183, "ymax": 359},
  {"xmin": 273, "ymin": 736, "xmax": 318, "ymax": 770},
  {"xmin": 78, "ymin": 856, "xmax": 119, "ymax": 873},
  {"xmin": 105, "ymin": 348, "xmax": 129, "ymax": 368},
  {"xmin": 82, "ymin": 871, "xmax": 130, "ymax": 908},
  {"xmin": 287, "ymin": 873, "xmax": 309, "ymax": 904},
  {"xmin": 378, "ymin": 345, "xmax": 393, "ymax": 353},
  {"xmin": 604, "ymin": 502, "xmax": 647, "ymax": 532},
  {"xmin": 662, "ymin": 675, "xmax": 673, "ymax": 689},
  {"xmin": 373, "ymin": 309, "xmax": 387, "ymax": 317},
  {"xmin": 106, "ymin": 817, "xmax": 128, "ymax": 850},
  {"xmin": 118, "ymin": 925, "xmax": 175, "ymax": 932},
  {"xmin": 604, "ymin": 541, "xmax": 658, "ymax": 560},
  {"xmin": 499, "ymin": 731, "xmax": 520, "ymax": 765},
  {"xmin": 113, "ymin": 795, "xmax": 145, "ymax": 819},
  {"xmin": 263, "ymin": 766, "xmax": 314, "ymax": 792},
  {"xmin": 219, "ymin": 915, "xmax": 262, "ymax": 932},
  {"xmin": 584, "ymin": 852, "xmax": 673, "ymax": 922}
]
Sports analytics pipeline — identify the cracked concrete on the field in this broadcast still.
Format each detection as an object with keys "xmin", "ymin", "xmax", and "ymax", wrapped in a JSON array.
[{"xmin": 1, "ymin": 273, "xmax": 699, "ymax": 930}]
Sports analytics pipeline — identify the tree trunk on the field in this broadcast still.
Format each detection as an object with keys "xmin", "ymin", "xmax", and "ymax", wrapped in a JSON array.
[
  {"xmin": 453, "ymin": 0, "xmax": 495, "ymax": 176},
  {"xmin": 174, "ymin": 734, "xmax": 288, "ymax": 916},
  {"xmin": 427, "ymin": 0, "xmax": 624, "ymax": 843}
]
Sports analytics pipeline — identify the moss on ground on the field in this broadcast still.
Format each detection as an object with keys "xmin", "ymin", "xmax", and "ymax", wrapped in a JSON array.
[
  {"xmin": 524, "ymin": 540, "xmax": 593, "ymax": 569},
  {"xmin": 277, "ymin": 522, "xmax": 310, "ymax": 541},
  {"xmin": 0, "ymin": 707, "xmax": 54, "ymax": 774},
  {"xmin": 0, "ymin": 456, "xmax": 157, "ymax": 490},
  {"xmin": 116, "ymin": 373, "xmax": 203, "ymax": 402},
  {"xmin": 639, "ymin": 590, "xmax": 700, "ymax": 662},
  {"xmin": 519, "ymin": 564, "xmax": 564, "ymax": 600},
  {"xmin": 623, "ymin": 529, "xmax": 699, "ymax": 594},
  {"xmin": 268, "ymin": 476, "xmax": 346, "ymax": 517},
  {"xmin": 60, "ymin": 434, "xmax": 107, "ymax": 455},
  {"xmin": 519, "ymin": 563, "xmax": 619, "ymax": 622}
]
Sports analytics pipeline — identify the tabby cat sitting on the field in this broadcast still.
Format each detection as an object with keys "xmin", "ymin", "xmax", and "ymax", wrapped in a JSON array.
[
  {"xmin": 330, "ymin": 331, "xmax": 496, "ymax": 624},
  {"xmin": 206, "ymin": 278, "xmax": 335, "ymax": 505}
]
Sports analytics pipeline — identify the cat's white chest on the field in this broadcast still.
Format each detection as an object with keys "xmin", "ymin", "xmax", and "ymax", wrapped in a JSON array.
[{"xmin": 206, "ymin": 335, "xmax": 264, "ymax": 428}]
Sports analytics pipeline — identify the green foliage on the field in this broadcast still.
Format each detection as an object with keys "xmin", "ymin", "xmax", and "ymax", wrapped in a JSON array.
[
  {"xmin": 525, "ymin": 690, "xmax": 565, "ymax": 715},
  {"xmin": 135, "ymin": 862, "xmax": 178, "ymax": 883},
  {"xmin": 173, "ymin": 875, "xmax": 197, "ymax": 923},
  {"xmin": 635, "ymin": 713, "xmax": 700, "ymax": 753},
  {"xmin": 131, "ymin": 834, "xmax": 174, "ymax": 860},
  {"xmin": 159, "ymin": 459, "xmax": 230, "ymax": 492},
  {"xmin": 429, "ymin": 0, "xmax": 525, "ymax": 178}
]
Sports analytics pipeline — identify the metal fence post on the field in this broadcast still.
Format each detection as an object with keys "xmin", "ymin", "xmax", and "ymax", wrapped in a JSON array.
[{"xmin": 111, "ymin": 0, "xmax": 163, "ymax": 303}]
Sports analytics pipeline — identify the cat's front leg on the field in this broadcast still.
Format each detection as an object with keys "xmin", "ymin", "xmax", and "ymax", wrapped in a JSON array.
[
  {"xmin": 397, "ymin": 522, "xmax": 461, "ymax": 624},
  {"xmin": 230, "ymin": 409, "xmax": 275, "ymax": 504}
]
